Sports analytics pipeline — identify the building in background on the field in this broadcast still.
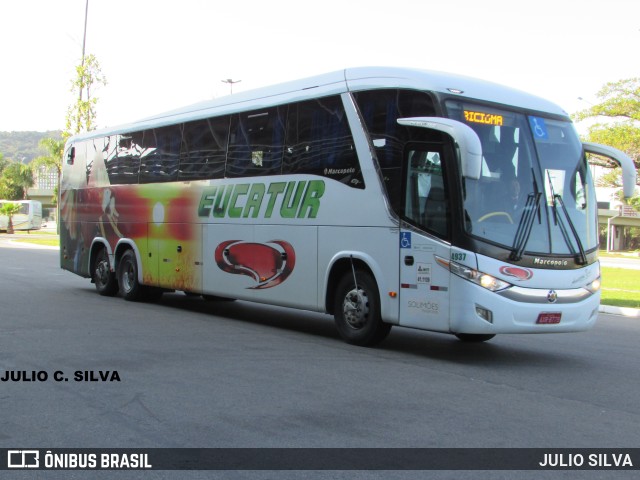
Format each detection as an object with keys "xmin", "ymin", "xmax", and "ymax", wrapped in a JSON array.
[
  {"xmin": 27, "ymin": 165, "xmax": 57, "ymax": 221},
  {"xmin": 590, "ymin": 164, "xmax": 640, "ymax": 251}
]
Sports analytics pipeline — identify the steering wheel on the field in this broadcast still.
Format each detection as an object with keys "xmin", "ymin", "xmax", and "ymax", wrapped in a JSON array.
[{"xmin": 478, "ymin": 211, "xmax": 514, "ymax": 224}]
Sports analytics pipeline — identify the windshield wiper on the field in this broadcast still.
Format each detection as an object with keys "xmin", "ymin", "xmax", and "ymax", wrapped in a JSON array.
[
  {"xmin": 510, "ymin": 169, "xmax": 542, "ymax": 262},
  {"xmin": 545, "ymin": 170, "xmax": 587, "ymax": 265},
  {"xmin": 509, "ymin": 191, "xmax": 542, "ymax": 262},
  {"xmin": 551, "ymin": 193, "xmax": 587, "ymax": 265}
]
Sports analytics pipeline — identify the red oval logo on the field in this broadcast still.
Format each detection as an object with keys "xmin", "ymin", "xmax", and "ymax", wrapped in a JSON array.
[
  {"xmin": 499, "ymin": 266, "xmax": 533, "ymax": 281},
  {"xmin": 215, "ymin": 240, "xmax": 296, "ymax": 289}
]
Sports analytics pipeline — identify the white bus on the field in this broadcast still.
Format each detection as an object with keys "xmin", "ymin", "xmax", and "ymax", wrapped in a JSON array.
[
  {"xmin": 0, "ymin": 199, "xmax": 43, "ymax": 231},
  {"xmin": 59, "ymin": 67, "xmax": 636, "ymax": 346}
]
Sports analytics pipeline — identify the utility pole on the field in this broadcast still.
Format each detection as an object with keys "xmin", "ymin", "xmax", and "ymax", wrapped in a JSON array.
[
  {"xmin": 80, "ymin": 0, "xmax": 89, "ymax": 103},
  {"xmin": 221, "ymin": 78, "xmax": 241, "ymax": 95}
]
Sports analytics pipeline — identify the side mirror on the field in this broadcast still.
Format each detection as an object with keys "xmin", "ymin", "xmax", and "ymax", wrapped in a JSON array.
[
  {"xmin": 397, "ymin": 117, "xmax": 482, "ymax": 180},
  {"xmin": 583, "ymin": 142, "xmax": 637, "ymax": 199}
]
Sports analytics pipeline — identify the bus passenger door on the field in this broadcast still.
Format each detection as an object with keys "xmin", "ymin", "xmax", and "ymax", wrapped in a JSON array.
[{"xmin": 398, "ymin": 144, "xmax": 451, "ymax": 332}]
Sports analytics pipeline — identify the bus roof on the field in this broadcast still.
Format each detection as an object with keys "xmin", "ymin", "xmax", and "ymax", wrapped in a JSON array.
[{"xmin": 69, "ymin": 67, "xmax": 569, "ymax": 142}]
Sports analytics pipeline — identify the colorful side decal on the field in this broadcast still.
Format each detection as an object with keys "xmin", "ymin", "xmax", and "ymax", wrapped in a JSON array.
[{"xmin": 214, "ymin": 240, "xmax": 296, "ymax": 289}]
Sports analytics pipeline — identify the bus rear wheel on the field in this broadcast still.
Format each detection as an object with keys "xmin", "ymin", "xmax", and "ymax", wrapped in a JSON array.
[
  {"xmin": 334, "ymin": 270, "xmax": 391, "ymax": 346},
  {"xmin": 93, "ymin": 247, "xmax": 118, "ymax": 297},
  {"xmin": 117, "ymin": 250, "xmax": 144, "ymax": 301}
]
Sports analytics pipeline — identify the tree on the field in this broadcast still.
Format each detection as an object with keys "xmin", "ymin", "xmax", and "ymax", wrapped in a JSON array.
[
  {"xmin": 0, "ymin": 152, "xmax": 9, "ymax": 173},
  {"xmin": 575, "ymin": 78, "xmax": 640, "ymax": 250},
  {"xmin": 0, "ymin": 202, "xmax": 23, "ymax": 234},
  {"xmin": 0, "ymin": 162, "xmax": 34, "ymax": 200},
  {"xmin": 31, "ymin": 137, "xmax": 65, "ymax": 204},
  {"xmin": 34, "ymin": 138, "xmax": 64, "ymax": 173},
  {"xmin": 574, "ymin": 77, "xmax": 640, "ymax": 208},
  {"xmin": 573, "ymin": 77, "xmax": 640, "ymax": 171},
  {"xmin": 65, "ymin": 53, "xmax": 107, "ymax": 138}
]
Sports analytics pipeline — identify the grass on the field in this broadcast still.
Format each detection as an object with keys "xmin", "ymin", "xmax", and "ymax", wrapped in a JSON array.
[
  {"xmin": 600, "ymin": 267, "xmax": 640, "ymax": 309},
  {"xmin": 1, "ymin": 229, "xmax": 60, "ymax": 247},
  {"xmin": 12, "ymin": 237, "xmax": 60, "ymax": 247}
]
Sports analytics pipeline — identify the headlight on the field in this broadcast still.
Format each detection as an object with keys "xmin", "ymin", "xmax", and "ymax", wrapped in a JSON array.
[
  {"xmin": 438, "ymin": 257, "xmax": 512, "ymax": 292},
  {"xmin": 585, "ymin": 262, "xmax": 601, "ymax": 293},
  {"xmin": 478, "ymin": 273, "xmax": 511, "ymax": 291},
  {"xmin": 585, "ymin": 276, "xmax": 601, "ymax": 293}
]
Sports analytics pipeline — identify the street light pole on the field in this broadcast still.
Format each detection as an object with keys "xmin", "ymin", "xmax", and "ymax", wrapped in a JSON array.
[
  {"xmin": 80, "ymin": 0, "xmax": 89, "ymax": 103},
  {"xmin": 221, "ymin": 78, "xmax": 241, "ymax": 95},
  {"xmin": 81, "ymin": 0, "xmax": 89, "ymax": 66}
]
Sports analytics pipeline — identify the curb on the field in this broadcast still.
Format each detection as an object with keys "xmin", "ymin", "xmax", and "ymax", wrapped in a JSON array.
[{"xmin": 599, "ymin": 305, "xmax": 640, "ymax": 318}]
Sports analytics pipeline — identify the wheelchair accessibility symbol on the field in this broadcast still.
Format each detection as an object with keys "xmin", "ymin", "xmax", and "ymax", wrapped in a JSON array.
[
  {"xmin": 529, "ymin": 116, "xmax": 548, "ymax": 140},
  {"xmin": 400, "ymin": 232, "xmax": 412, "ymax": 249}
]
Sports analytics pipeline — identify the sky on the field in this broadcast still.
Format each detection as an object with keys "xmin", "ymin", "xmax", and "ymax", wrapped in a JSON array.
[{"xmin": 0, "ymin": 0, "xmax": 638, "ymax": 134}]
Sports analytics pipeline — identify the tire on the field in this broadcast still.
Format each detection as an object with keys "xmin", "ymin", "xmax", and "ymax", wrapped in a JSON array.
[
  {"xmin": 333, "ymin": 270, "xmax": 391, "ymax": 346},
  {"xmin": 93, "ymin": 247, "xmax": 118, "ymax": 297},
  {"xmin": 117, "ymin": 249, "xmax": 144, "ymax": 301},
  {"xmin": 455, "ymin": 333, "xmax": 496, "ymax": 343}
]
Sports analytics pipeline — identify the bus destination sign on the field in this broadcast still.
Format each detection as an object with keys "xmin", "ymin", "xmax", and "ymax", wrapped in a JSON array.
[{"xmin": 464, "ymin": 110, "xmax": 504, "ymax": 126}]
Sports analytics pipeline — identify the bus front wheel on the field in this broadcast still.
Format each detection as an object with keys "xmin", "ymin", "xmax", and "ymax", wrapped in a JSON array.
[
  {"xmin": 333, "ymin": 270, "xmax": 391, "ymax": 347},
  {"xmin": 93, "ymin": 247, "xmax": 118, "ymax": 297},
  {"xmin": 117, "ymin": 250, "xmax": 144, "ymax": 301}
]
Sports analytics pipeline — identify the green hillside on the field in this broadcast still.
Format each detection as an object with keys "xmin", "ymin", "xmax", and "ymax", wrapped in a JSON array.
[{"xmin": 0, "ymin": 131, "xmax": 63, "ymax": 163}]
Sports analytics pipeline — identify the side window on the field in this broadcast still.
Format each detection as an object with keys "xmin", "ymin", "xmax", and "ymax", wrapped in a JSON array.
[
  {"xmin": 404, "ymin": 145, "xmax": 449, "ymax": 239},
  {"xmin": 65, "ymin": 145, "xmax": 75, "ymax": 165},
  {"xmin": 64, "ymin": 141, "xmax": 87, "ymax": 185},
  {"xmin": 227, "ymin": 107, "xmax": 285, "ymax": 178},
  {"xmin": 354, "ymin": 89, "xmax": 437, "ymax": 211},
  {"xmin": 180, "ymin": 117, "xmax": 229, "ymax": 181},
  {"xmin": 105, "ymin": 134, "xmax": 140, "ymax": 185},
  {"xmin": 139, "ymin": 126, "xmax": 181, "ymax": 183},
  {"xmin": 283, "ymin": 96, "xmax": 363, "ymax": 188},
  {"xmin": 85, "ymin": 138, "xmax": 100, "ymax": 184}
]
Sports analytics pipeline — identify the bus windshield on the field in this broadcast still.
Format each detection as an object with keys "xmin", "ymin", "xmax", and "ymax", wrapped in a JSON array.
[{"xmin": 446, "ymin": 101, "xmax": 598, "ymax": 258}]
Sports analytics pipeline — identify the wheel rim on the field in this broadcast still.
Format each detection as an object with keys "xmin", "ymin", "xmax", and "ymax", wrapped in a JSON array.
[
  {"xmin": 122, "ymin": 261, "xmax": 135, "ymax": 293},
  {"xmin": 95, "ymin": 259, "xmax": 109, "ymax": 287},
  {"xmin": 342, "ymin": 288, "xmax": 369, "ymax": 329}
]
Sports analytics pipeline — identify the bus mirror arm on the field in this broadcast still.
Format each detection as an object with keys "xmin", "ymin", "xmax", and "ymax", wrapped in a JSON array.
[
  {"xmin": 583, "ymin": 142, "xmax": 637, "ymax": 199},
  {"xmin": 397, "ymin": 117, "xmax": 482, "ymax": 180}
]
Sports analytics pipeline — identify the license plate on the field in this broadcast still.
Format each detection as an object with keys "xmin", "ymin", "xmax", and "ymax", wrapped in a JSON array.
[{"xmin": 536, "ymin": 312, "xmax": 562, "ymax": 324}]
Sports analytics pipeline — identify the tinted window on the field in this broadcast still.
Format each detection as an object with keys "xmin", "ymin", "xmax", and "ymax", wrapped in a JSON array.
[
  {"xmin": 105, "ymin": 134, "xmax": 141, "ymax": 185},
  {"xmin": 354, "ymin": 89, "xmax": 437, "ymax": 210},
  {"xmin": 86, "ymin": 138, "xmax": 102, "ymax": 184},
  {"xmin": 403, "ymin": 144, "xmax": 449, "ymax": 239},
  {"xmin": 227, "ymin": 107, "xmax": 285, "ymax": 177},
  {"xmin": 179, "ymin": 118, "xmax": 228, "ymax": 181},
  {"xmin": 139, "ymin": 126, "xmax": 180, "ymax": 183},
  {"xmin": 284, "ymin": 96, "xmax": 363, "ymax": 188}
]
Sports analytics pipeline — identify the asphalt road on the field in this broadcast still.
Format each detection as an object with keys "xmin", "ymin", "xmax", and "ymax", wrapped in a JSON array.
[{"xmin": 1, "ymin": 244, "xmax": 639, "ymax": 479}]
